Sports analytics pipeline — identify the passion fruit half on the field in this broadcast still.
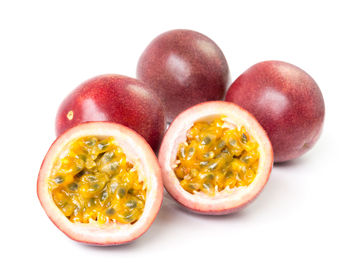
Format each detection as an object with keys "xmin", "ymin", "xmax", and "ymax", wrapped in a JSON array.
[
  {"xmin": 159, "ymin": 101, "xmax": 273, "ymax": 214},
  {"xmin": 37, "ymin": 122, "xmax": 163, "ymax": 245}
]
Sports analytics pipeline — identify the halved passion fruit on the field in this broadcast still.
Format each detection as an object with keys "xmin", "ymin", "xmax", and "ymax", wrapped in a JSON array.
[
  {"xmin": 37, "ymin": 122, "xmax": 163, "ymax": 245},
  {"xmin": 159, "ymin": 101, "xmax": 273, "ymax": 214}
]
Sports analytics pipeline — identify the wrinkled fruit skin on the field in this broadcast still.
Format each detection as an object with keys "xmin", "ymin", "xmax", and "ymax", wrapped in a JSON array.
[
  {"xmin": 137, "ymin": 29, "xmax": 230, "ymax": 122},
  {"xmin": 225, "ymin": 61, "xmax": 325, "ymax": 163},
  {"xmin": 56, "ymin": 75, "xmax": 166, "ymax": 152}
]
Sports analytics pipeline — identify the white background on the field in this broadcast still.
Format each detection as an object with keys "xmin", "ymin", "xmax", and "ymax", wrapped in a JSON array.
[{"xmin": 1, "ymin": 1, "xmax": 349, "ymax": 273}]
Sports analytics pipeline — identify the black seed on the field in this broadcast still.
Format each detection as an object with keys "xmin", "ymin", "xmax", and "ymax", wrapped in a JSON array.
[
  {"xmin": 87, "ymin": 175, "xmax": 97, "ymax": 182},
  {"xmin": 78, "ymin": 154, "xmax": 87, "ymax": 161},
  {"xmin": 101, "ymin": 191, "xmax": 108, "ymax": 201},
  {"xmin": 106, "ymin": 208, "xmax": 116, "ymax": 216},
  {"xmin": 74, "ymin": 164, "xmax": 83, "ymax": 173},
  {"xmin": 229, "ymin": 139, "xmax": 236, "ymax": 146},
  {"xmin": 87, "ymin": 176, "xmax": 98, "ymax": 184},
  {"xmin": 225, "ymin": 170, "xmax": 233, "ymax": 178},
  {"xmin": 110, "ymin": 162, "xmax": 118, "ymax": 171},
  {"xmin": 218, "ymin": 140, "xmax": 226, "ymax": 148},
  {"xmin": 84, "ymin": 139, "xmax": 96, "ymax": 146},
  {"xmin": 180, "ymin": 146, "xmax": 186, "ymax": 158},
  {"xmin": 201, "ymin": 136, "xmax": 211, "ymax": 145},
  {"xmin": 208, "ymin": 162, "xmax": 218, "ymax": 170},
  {"xmin": 110, "ymin": 183, "xmax": 118, "ymax": 193},
  {"xmin": 241, "ymin": 133, "xmax": 248, "ymax": 144},
  {"xmin": 104, "ymin": 151, "xmax": 114, "ymax": 161},
  {"xmin": 98, "ymin": 142, "xmax": 108, "ymax": 150},
  {"xmin": 206, "ymin": 174, "xmax": 215, "ymax": 180},
  {"xmin": 124, "ymin": 212, "xmax": 136, "ymax": 222},
  {"xmin": 60, "ymin": 201, "xmax": 68, "ymax": 208},
  {"xmin": 188, "ymin": 183, "xmax": 196, "ymax": 190},
  {"xmin": 54, "ymin": 176, "xmax": 64, "ymax": 184},
  {"xmin": 203, "ymin": 181, "xmax": 212, "ymax": 191},
  {"xmin": 188, "ymin": 147, "xmax": 195, "ymax": 157},
  {"xmin": 68, "ymin": 182, "xmax": 78, "ymax": 191},
  {"xmin": 200, "ymin": 161, "xmax": 209, "ymax": 166},
  {"xmin": 73, "ymin": 207, "xmax": 80, "ymax": 215},
  {"xmin": 88, "ymin": 198, "xmax": 96, "ymax": 207},
  {"xmin": 92, "ymin": 183, "xmax": 100, "ymax": 190},
  {"xmin": 241, "ymin": 156, "xmax": 251, "ymax": 163},
  {"xmin": 118, "ymin": 188, "xmax": 126, "ymax": 198},
  {"xmin": 126, "ymin": 200, "xmax": 137, "ymax": 209}
]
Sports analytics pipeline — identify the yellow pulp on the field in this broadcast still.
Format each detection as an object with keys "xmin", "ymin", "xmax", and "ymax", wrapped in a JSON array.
[
  {"xmin": 174, "ymin": 118, "xmax": 260, "ymax": 195},
  {"xmin": 49, "ymin": 136, "xmax": 146, "ymax": 224}
]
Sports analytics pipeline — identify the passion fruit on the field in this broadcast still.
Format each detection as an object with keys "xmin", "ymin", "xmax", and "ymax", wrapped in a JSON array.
[
  {"xmin": 137, "ymin": 29, "xmax": 230, "ymax": 122},
  {"xmin": 37, "ymin": 122, "xmax": 163, "ymax": 245},
  {"xmin": 159, "ymin": 101, "xmax": 273, "ymax": 214},
  {"xmin": 225, "ymin": 61, "xmax": 325, "ymax": 162},
  {"xmin": 56, "ymin": 74, "xmax": 166, "ymax": 152}
]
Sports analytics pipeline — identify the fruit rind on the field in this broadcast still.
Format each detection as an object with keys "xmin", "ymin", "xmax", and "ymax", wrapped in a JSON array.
[
  {"xmin": 38, "ymin": 122, "xmax": 163, "ymax": 245},
  {"xmin": 225, "ymin": 60, "xmax": 325, "ymax": 162},
  {"xmin": 137, "ymin": 29, "xmax": 230, "ymax": 122},
  {"xmin": 55, "ymin": 74, "xmax": 166, "ymax": 152},
  {"xmin": 159, "ymin": 101, "xmax": 273, "ymax": 215}
]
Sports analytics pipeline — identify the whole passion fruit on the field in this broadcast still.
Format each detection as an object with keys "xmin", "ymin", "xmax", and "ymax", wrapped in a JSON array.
[
  {"xmin": 225, "ymin": 61, "xmax": 325, "ymax": 162},
  {"xmin": 56, "ymin": 74, "xmax": 166, "ymax": 152},
  {"xmin": 137, "ymin": 29, "xmax": 230, "ymax": 122},
  {"xmin": 159, "ymin": 101, "xmax": 273, "ymax": 214},
  {"xmin": 37, "ymin": 122, "xmax": 163, "ymax": 245}
]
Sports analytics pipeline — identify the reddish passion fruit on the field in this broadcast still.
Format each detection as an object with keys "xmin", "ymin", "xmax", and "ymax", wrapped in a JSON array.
[
  {"xmin": 137, "ymin": 29, "xmax": 230, "ymax": 122},
  {"xmin": 225, "ymin": 61, "xmax": 325, "ymax": 162},
  {"xmin": 56, "ymin": 74, "xmax": 166, "ymax": 152},
  {"xmin": 37, "ymin": 122, "xmax": 163, "ymax": 245},
  {"xmin": 159, "ymin": 101, "xmax": 273, "ymax": 214}
]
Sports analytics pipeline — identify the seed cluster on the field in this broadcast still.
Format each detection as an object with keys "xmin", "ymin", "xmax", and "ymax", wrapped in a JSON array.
[
  {"xmin": 174, "ymin": 118, "xmax": 260, "ymax": 195},
  {"xmin": 49, "ymin": 136, "xmax": 146, "ymax": 224}
]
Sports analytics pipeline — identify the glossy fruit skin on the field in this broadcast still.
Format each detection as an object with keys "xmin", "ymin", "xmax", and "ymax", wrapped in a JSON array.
[
  {"xmin": 38, "ymin": 122, "xmax": 163, "ymax": 246},
  {"xmin": 225, "ymin": 61, "xmax": 325, "ymax": 163},
  {"xmin": 158, "ymin": 101, "xmax": 273, "ymax": 215},
  {"xmin": 137, "ymin": 29, "xmax": 230, "ymax": 122},
  {"xmin": 56, "ymin": 75, "xmax": 166, "ymax": 152}
]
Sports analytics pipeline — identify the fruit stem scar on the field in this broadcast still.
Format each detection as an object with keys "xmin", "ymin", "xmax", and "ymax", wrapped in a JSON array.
[{"xmin": 67, "ymin": 110, "xmax": 74, "ymax": 120}]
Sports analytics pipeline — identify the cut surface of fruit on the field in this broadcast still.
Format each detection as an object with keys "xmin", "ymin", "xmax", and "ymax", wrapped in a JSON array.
[
  {"xmin": 50, "ymin": 136, "xmax": 146, "ymax": 224},
  {"xmin": 38, "ymin": 122, "xmax": 163, "ymax": 245},
  {"xmin": 159, "ymin": 101, "xmax": 273, "ymax": 215},
  {"xmin": 174, "ymin": 118, "xmax": 259, "ymax": 195}
]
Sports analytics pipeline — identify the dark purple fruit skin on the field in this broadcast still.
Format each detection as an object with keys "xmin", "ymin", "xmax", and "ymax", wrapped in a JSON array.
[
  {"xmin": 137, "ymin": 29, "xmax": 230, "ymax": 122},
  {"xmin": 225, "ymin": 61, "xmax": 325, "ymax": 163},
  {"xmin": 56, "ymin": 74, "xmax": 166, "ymax": 152}
]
